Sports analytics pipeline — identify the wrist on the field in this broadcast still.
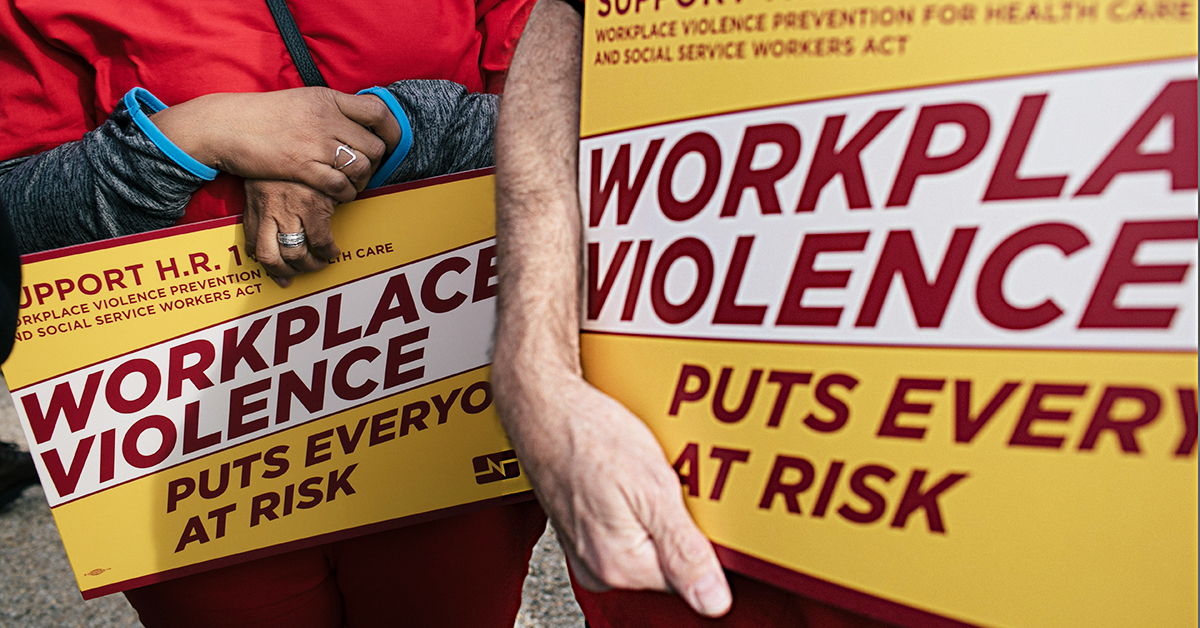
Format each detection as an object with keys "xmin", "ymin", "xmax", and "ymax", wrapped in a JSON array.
[
  {"xmin": 128, "ymin": 88, "xmax": 219, "ymax": 180},
  {"xmin": 356, "ymin": 87, "xmax": 412, "ymax": 189}
]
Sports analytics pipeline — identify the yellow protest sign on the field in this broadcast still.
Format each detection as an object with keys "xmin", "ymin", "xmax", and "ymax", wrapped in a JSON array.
[
  {"xmin": 577, "ymin": 1, "xmax": 1198, "ymax": 626},
  {"xmin": 5, "ymin": 172, "xmax": 532, "ymax": 598}
]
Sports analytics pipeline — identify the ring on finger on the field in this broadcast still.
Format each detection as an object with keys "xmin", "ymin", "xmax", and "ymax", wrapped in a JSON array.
[
  {"xmin": 333, "ymin": 145, "xmax": 358, "ymax": 170},
  {"xmin": 278, "ymin": 231, "xmax": 307, "ymax": 249}
]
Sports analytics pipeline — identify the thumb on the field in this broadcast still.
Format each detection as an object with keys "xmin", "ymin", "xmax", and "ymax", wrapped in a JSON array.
[{"xmin": 646, "ymin": 495, "xmax": 733, "ymax": 618}]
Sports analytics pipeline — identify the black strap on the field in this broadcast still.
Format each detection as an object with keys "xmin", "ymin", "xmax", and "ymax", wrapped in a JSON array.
[
  {"xmin": 264, "ymin": 0, "xmax": 327, "ymax": 87},
  {"xmin": 562, "ymin": 0, "xmax": 585, "ymax": 17}
]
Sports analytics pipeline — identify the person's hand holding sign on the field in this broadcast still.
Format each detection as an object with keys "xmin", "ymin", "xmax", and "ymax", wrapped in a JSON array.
[
  {"xmin": 153, "ymin": 87, "xmax": 403, "ymax": 286},
  {"xmin": 492, "ymin": 0, "xmax": 733, "ymax": 619}
]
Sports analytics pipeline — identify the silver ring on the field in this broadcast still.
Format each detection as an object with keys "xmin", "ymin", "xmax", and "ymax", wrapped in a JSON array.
[
  {"xmin": 333, "ymin": 145, "xmax": 358, "ymax": 170},
  {"xmin": 277, "ymin": 231, "xmax": 307, "ymax": 249}
]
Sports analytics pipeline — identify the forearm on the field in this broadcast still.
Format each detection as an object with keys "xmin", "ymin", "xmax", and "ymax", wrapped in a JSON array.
[
  {"xmin": 0, "ymin": 102, "xmax": 205, "ymax": 255},
  {"xmin": 490, "ymin": 7, "xmax": 735, "ymax": 612},
  {"xmin": 493, "ymin": 0, "xmax": 585, "ymax": 394},
  {"xmin": 379, "ymin": 80, "xmax": 502, "ymax": 184}
]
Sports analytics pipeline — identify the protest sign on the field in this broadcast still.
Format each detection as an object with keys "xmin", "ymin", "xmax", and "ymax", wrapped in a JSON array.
[
  {"xmin": 5, "ymin": 171, "xmax": 532, "ymax": 598},
  {"xmin": 577, "ymin": 2, "xmax": 1198, "ymax": 626}
]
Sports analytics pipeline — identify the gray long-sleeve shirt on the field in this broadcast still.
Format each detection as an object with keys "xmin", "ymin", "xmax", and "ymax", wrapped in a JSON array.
[{"xmin": 0, "ymin": 80, "xmax": 497, "ymax": 255}]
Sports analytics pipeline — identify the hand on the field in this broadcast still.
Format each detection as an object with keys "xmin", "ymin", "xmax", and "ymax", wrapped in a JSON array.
[
  {"xmin": 152, "ymin": 87, "xmax": 402, "ymax": 203},
  {"xmin": 493, "ymin": 0, "xmax": 729, "ymax": 617},
  {"xmin": 243, "ymin": 179, "xmax": 338, "ymax": 288},
  {"xmin": 494, "ymin": 368, "xmax": 733, "ymax": 618}
]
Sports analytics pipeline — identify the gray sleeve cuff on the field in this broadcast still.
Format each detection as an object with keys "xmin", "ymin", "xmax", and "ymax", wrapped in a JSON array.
[
  {"xmin": 0, "ymin": 99, "xmax": 206, "ymax": 255},
  {"xmin": 377, "ymin": 80, "xmax": 499, "ymax": 186}
]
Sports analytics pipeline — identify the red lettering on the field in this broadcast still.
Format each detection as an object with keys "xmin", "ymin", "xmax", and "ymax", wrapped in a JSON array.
[
  {"xmin": 712, "ymin": 367, "xmax": 762, "ymax": 424},
  {"xmin": 669, "ymin": 364, "xmax": 711, "ymax": 416},
  {"xmin": 1008, "ymin": 383, "xmax": 1087, "ymax": 449},
  {"xmin": 672, "ymin": 442, "xmax": 701, "ymax": 497},
  {"xmin": 168, "ymin": 339, "xmax": 215, "ymax": 400},
  {"xmin": 799, "ymin": 110, "xmax": 901, "ymax": 211},
  {"xmin": 758, "ymin": 455, "xmax": 816, "ymax": 513},
  {"xmin": 1176, "ymin": 388, "xmax": 1197, "ymax": 457},
  {"xmin": 708, "ymin": 446, "xmax": 751, "ymax": 500},
  {"xmin": 983, "ymin": 94, "xmax": 1067, "ymax": 201},
  {"xmin": 1080, "ymin": 219, "xmax": 1197, "ymax": 329},
  {"xmin": 123, "ymin": 415, "xmax": 177, "ymax": 469},
  {"xmin": 888, "ymin": 103, "xmax": 991, "ymax": 207},
  {"xmin": 856, "ymin": 228, "xmax": 977, "ymax": 328},
  {"xmin": 777, "ymin": 232, "xmax": 869, "ymax": 326},
  {"xmin": 384, "ymin": 327, "xmax": 429, "ymax": 390},
  {"xmin": 221, "ymin": 317, "xmax": 270, "ymax": 383},
  {"xmin": 228, "ymin": 377, "xmax": 271, "ymax": 439},
  {"xmin": 721, "ymin": 123, "xmax": 801, "ymax": 217},
  {"xmin": 954, "ymin": 380, "xmax": 1020, "ymax": 444},
  {"xmin": 765, "ymin": 370, "xmax": 812, "ymax": 428},
  {"xmin": 977, "ymin": 223, "xmax": 1089, "ymax": 330},
  {"xmin": 40, "ymin": 436, "xmax": 95, "ymax": 496},
  {"xmin": 1078, "ymin": 386, "xmax": 1161, "ymax": 453},
  {"xmin": 587, "ymin": 241, "xmax": 632, "ymax": 320},
  {"xmin": 333, "ymin": 347, "xmax": 380, "ymax": 400},
  {"xmin": 276, "ymin": 361, "xmax": 328, "ymax": 425},
  {"xmin": 365, "ymin": 273, "xmax": 420, "ymax": 337},
  {"xmin": 105, "ymin": 359, "xmax": 161, "ymax": 414},
  {"xmin": 274, "ymin": 306, "xmax": 320, "ymax": 366},
  {"xmin": 422, "ymin": 257, "xmax": 469, "ymax": 314},
  {"xmin": 650, "ymin": 237, "xmax": 714, "ymax": 324},
  {"xmin": 837, "ymin": 464, "xmax": 895, "ymax": 524},
  {"xmin": 805, "ymin": 373, "xmax": 857, "ymax": 433},
  {"xmin": 713, "ymin": 236, "xmax": 768, "ymax": 325},
  {"xmin": 589, "ymin": 139, "xmax": 664, "ymax": 228},
  {"xmin": 889, "ymin": 469, "xmax": 968, "ymax": 533},
  {"xmin": 878, "ymin": 378, "xmax": 945, "ymax": 440},
  {"xmin": 658, "ymin": 133, "xmax": 721, "ymax": 221},
  {"xmin": 323, "ymin": 294, "xmax": 362, "ymax": 350},
  {"xmin": 1076, "ymin": 79, "xmax": 1198, "ymax": 195},
  {"xmin": 22, "ymin": 371, "xmax": 103, "ymax": 445},
  {"xmin": 472, "ymin": 245, "xmax": 498, "ymax": 302}
]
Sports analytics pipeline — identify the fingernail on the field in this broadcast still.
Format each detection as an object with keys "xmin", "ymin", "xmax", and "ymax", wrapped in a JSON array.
[
  {"xmin": 273, "ymin": 276, "xmax": 290, "ymax": 288},
  {"xmin": 690, "ymin": 572, "xmax": 731, "ymax": 617}
]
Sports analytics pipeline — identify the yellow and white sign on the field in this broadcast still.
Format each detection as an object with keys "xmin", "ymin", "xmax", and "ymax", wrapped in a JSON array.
[
  {"xmin": 578, "ymin": 2, "xmax": 1197, "ymax": 626},
  {"xmin": 5, "ymin": 172, "xmax": 532, "ymax": 598}
]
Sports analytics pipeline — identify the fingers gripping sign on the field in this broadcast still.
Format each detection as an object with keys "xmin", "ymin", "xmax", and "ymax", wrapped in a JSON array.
[
  {"xmin": 243, "ymin": 180, "xmax": 339, "ymax": 287},
  {"xmin": 510, "ymin": 376, "xmax": 734, "ymax": 618}
]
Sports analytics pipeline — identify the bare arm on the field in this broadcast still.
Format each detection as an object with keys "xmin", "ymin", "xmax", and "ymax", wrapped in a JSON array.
[{"xmin": 492, "ymin": 0, "xmax": 732, "ymax": 617}]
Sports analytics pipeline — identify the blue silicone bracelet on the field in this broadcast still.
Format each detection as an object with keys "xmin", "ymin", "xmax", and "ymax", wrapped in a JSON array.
[
  {"xmin": 358, "ymin": 86, "xmax": 414, "ymax": 189},
  {"xmin": 122, "ymin": 88, "xmax": 218, "ymax": 181}
]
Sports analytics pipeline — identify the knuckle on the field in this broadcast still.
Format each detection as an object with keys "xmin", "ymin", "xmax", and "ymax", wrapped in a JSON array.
[
  {"xmin": 280, "ymin": 246, "xmax": 307, "ymax": 263},
  {"xmin": 665, "ymin": 530, "xmax": 711, "ymax": 572},
  {"xmin": 307, "ymin": 233, "xmax": 336, "ymax": 251},
  {"xmin": 594, "ymin": 561, "xmax": 641, "ymax": 590},
  {"xmin": 257, "ymin": 249, "xmax": 282, "ymax": 267},
  {"xmin": 330, "ymin": 180, "xmax": 355, "ymax": 203},
  {"xmin": 363, "ymin": 96, "xmax": 389, "ymax": 122},
  {"xmin": 363, "ymin": 136, "xmax": 386, "ymax": 161},
  {"xmin": 314, "ymin": 168, "xmax": 348, "ymax": 197}
]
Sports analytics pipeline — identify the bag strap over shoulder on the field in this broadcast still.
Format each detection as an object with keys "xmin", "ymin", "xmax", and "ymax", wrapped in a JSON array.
[{"xmin": 264, "ymin": 0, "xmax": 327, "ymax": 88}]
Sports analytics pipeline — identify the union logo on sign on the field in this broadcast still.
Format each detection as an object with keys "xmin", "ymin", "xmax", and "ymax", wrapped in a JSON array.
[{"xmin": 472, "ymin": 450, "xmax": 520, "ymax": 484}]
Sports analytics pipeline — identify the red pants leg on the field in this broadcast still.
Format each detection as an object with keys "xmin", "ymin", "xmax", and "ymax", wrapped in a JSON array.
[{"xmin": 124, "ymin": 500, "xmax": 546, "ymax": 628}]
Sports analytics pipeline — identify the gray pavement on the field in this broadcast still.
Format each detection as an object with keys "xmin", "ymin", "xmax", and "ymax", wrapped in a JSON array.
[{"xmin": 0, "ymin": 377, "xmax": 583, "ymax": 627}]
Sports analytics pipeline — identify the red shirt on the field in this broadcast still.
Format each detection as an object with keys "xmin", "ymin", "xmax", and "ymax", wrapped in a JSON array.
[{"xmin": 0, "ymin": 0, "xmax": 532, "ymax": 221}]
